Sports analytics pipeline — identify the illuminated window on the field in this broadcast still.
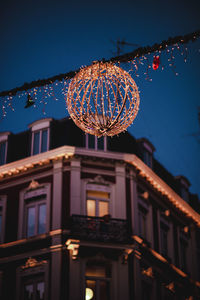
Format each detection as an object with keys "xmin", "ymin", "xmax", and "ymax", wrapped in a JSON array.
[
  {"xmin": 86, "ymin": 190, "xmax": 110, "ymax": 217},
  {"xmin": 85, "ymin": 134, "xmax": 107, "ymax": 151},
  {"xmin": 29, "ymin": 119, "xmax": 51, "ymax": 155},
  {"xmin": 85, "ymin": 263, "xmax": 111, "ymax": 300}
]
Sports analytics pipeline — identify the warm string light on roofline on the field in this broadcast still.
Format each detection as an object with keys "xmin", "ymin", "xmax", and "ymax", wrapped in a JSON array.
[{"xmin": 0, "ymin": 30, "xmax": 199, "ymax": 121}]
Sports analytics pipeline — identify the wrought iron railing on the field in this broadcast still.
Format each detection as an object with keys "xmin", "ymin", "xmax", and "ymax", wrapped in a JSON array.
[{"xmin": 69, "ymin": 214, "xmax": 131, "ymax": 243}]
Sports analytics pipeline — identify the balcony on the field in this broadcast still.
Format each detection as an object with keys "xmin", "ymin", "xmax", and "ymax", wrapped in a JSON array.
[{"xmin": 69, "ymin": 214, "xmax": 131, "ymax": 244}]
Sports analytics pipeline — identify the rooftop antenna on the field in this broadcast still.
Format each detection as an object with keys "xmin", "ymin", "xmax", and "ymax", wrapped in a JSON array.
[{"xmin": 110, "ymin": 38, "xmax": 140, "ymax": 56}]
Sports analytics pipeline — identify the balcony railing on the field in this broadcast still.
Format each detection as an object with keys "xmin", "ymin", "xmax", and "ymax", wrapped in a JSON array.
[{"xmin": 69, "ymin": 214, "xmax": 131, "ymax": 243}]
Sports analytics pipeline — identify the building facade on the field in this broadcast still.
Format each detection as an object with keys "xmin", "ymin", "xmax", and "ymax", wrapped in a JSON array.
[{"xmin": 0, "ymin": 117, "xmax": 200, "ymax": 300}]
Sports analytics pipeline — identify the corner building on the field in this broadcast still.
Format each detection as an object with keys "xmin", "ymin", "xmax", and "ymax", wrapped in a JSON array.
[{"xmin": 0, "ymin": 117, "xmax": 200, "ymax": 300}]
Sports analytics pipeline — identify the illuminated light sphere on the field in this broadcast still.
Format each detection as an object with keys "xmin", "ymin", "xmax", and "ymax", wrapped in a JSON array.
[
  {"xmin": 85, "ymin": 288, "xmax": 94, "ymax": 300},
  {"xmin": 66, "ymin": 62, "xmax": 140, "ymax": 137}
]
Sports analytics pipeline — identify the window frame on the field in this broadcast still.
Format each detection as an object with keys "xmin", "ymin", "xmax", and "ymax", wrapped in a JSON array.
[
  {"xmin": 0, "ymin": 132, "xmax": 10, "ymax": 166},
  {"xmin": 31, "ymin": 128, "xmax": 50, "ymax": 155},
  {"xmin": 0, "ymin": 196, "xmax": 6, "ymax": 244},
  {"xmin": 160, "ymin": 221, "xmax": 169, "ymax": 257},
  {"xmin": 25, "ymin": 196, "xmax": 47, "ymax": 238},
  {"xmin": 83, "ymin": 181, "xmax": 113, "ymax": 218},
  {"xmin": 84, "ymin": 262, "xmax": 111, "ymax": 300},
  {"xmin": 16, "ymin": 259, "xmax": 49, "ymax": 300},
  {"xmin": 86, "ymin": 191, "xmax": 110, "ymax": 217},
  {"xmin": 29, "ymin": 119, "xmax": 52, "ymax": 156},
  {"xmin": 138, "ymin": 205, "xmax": 147, "ymax": 239},
  {"xmin": 85, "ymin": 133, "xmax": 107, "ymax": 151},
  {"xmin": 18, "ymin": 183, "xmax": 51, "ymax": 240}
]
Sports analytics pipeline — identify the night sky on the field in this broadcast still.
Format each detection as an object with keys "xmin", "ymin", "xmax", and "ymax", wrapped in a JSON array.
[{"xmin": 0, "ymin": 0, "xmax": 200, "ymax": 197}]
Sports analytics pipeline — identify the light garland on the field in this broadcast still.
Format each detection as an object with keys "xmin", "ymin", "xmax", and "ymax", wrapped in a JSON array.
[
  {"xmin": 0, "ymin": 30, "xmax": 199, "ymax": 120},
  {"xmin": 66, "ymin": 62, "xmax": 140, "ymax": 136}
]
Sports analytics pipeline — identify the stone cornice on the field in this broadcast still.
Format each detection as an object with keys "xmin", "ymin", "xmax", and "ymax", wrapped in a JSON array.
[{"xmin": 0, "ymin": 146, "xmax": 199, "ymax": 226}]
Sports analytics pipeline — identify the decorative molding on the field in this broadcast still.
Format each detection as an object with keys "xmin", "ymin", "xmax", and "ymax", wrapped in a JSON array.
[
  {"xmin": 122, "ymin": 248, "xmax": 133, "ymax": 264},
  {"xmin": 0, "ymin": 145, "xmax": 199, "ymax": 226},
  {"xmin": 66, "ymin": 239, "xmax": 80, "ymax": 260},
  {"xmin": 87, "ymin": 175, "xmax": 109, "ymax": 186},
  {"xmin": 27, "ymin": 179, "xmax": 40, "ymax": 190},
  {"xmin": 142, "ymin": 267, "xmax": 154, "ymax": 278},
  {"xmin": 165, "ymin": 282, "xmax": 175, "ymax": 293},
  {"xmin": 21, "ymin": 257, "xmax": 47, "ymax": 270}
]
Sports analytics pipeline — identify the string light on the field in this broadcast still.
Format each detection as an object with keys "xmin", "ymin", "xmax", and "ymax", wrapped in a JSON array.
[{"xmin": 0, "ymin": 30, "xmax": 199, "ymax": 119}]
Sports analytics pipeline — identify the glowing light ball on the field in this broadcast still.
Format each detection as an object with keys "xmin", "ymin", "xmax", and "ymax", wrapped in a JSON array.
[
  {"xmin": 66, "ymin": 62, "xmax": 140, "ymax": 137},
  {"xmin": 85, "ymin": 288, "xmax": 94, "ymax": 300}
]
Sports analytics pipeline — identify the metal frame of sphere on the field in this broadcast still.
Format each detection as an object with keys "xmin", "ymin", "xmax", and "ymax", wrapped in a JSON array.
[{"xmin": 66, "ymin": 62, "xmax": 140, "ymax": 137}]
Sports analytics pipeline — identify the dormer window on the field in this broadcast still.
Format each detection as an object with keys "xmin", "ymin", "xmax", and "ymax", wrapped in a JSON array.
[
  {"xmin": 137, "ymin": 138, "xmax": 155, "ymax": 168},
  {"xmin": 85, "ymin": 134, "xmax": 107, "ymax": 151},
  {"xmin": 0, "ymin": 132, "xmax": 10, "ymax": 166},
  {"xmin": 29, "ymin": 119, "xmax": 52, "ymax": 155},
  {"xmin": 175, "ymin": 176, "xmax": 190, "ymax": 203}
]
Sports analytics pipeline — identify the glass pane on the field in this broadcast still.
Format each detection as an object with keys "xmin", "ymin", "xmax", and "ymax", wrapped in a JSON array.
[
  {"xmin": 38, "ymin": 204, "xmax": 46, "ymax": 234},
  {"xmin": 99, "ymin": 201, "xmax": 109, "ymax": 217},
  {"xmin": 24, "ymin": 284, "xmax": 33, "ymax": 300},
  {"xmin": 87, "ymin": 200, "xmax": 96, "ymax": 216},
  {"xmin": 36, "ymin": 282, "xmax": 45, "ymax": 300},
  {"xmin": 86, "ymin": 265, "xmax": 106, "ymax": 277},
  {"xmin": 0, "ymin": 141, "xmax": 6, "ymax": 165},
  {"xmin": 97, "ymin": 137, "xmax": 104, "ymax": 150},
  {"xmin": 88, "ymin": 135, "xmax": 95, "ymax": 149},
  {"xmin": 87, "ymin": 191, "xmax": 109, "ymax": 200},
  {"xmin": 86, "ymin": 280, "xmax": 96, "ymax": 300},
  {"xmin": 99, "ymin": 280, "xmax": 110, "ymax": 300},
  {"xmin": 41, "ymin": 129, "xmax": 48, "ymax": 153},
  {"xmin": 33, "ymin": 132, "xmax": 40, "ymax": 155},
  {"xmin": 27, "ymin": 207, "xmax": 35, "ymax": 237}
]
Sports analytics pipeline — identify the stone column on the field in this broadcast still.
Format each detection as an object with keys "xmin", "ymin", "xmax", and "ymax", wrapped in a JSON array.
[
  {"xmin": 52, "ymin": 160, "xmax": 63, "ymax": 230},
  {"xmin": 130, "ymin": 169, "xmax": 138, "ymax": 235},
  {"xmin": 115, "ymin": 163, "xmax": 126, "ymax": 219},
  {"xmin": 146, "ymin": 204, "xmax": 154, "ymax": 247},
  {"xmin": 70, "ymin": 159, "xmax": 81, "ymax": 215},
  {"xmin": 168, "ymin": 221, "xmax": 174, "ymax": 263},
  {"xmin": 50, "ymin": 236, "xmax": 62, "ymax": 300}
]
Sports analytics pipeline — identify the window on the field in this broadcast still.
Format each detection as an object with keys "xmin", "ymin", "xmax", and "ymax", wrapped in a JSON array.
[
  {"xmin": 0, "ymin": 132, "xmax": 10, "ymax": 166},
  {"xmin": 29, "ymin": 119, "xmax": 51, "ymax": 155},
  {"xmin": 32, "ymin": 129, "xmax": 49, "ymax": 155},
  {"xmin": 85, "ymin": 134, "xmax": 107, "ymax": 151},
  {"xmin": 138, "ymin": 206, "xmax": 147, "ymax": 239},
  {"xmin": 160, "ymin": 222, "xmax": 168, "ymax": 257},
  {"xmin": 141, "ymin": 281, "xmax": 152, "ymax": 300},
  {"xmin": 16, "ymin": 258, "xmax": 49, "ymax": 300},
  {"xmin": 0, "ymin": 141, "xmax": 6, "ymax": 165},
  {"xmin": 86, "ymin": 190, "xmax": 110, "ymax": 217},
  {"xmin": 0, "ymin": 196, "xmax": 6, "ymax": 243},
  {"xmin": 143, "ymin": 150, "xmax": 152, "ymax": 168},
  {"xmin": 25, "ymin": 193, "xmax": 47, "ymax": 237},
  {"xmin": 85, "ymin": 263, "xmax": 111, "ymax": 300},
  {"xmin": 18, "ymin": 183, "xmax": 50, "ymax": 239},
  {"xmin": 22, "ymin": 275, "xmax": 45, "ymax": 300},
  {"xmin": 180, "ymin": 239, "xmax": 187, "ymax": 272}
]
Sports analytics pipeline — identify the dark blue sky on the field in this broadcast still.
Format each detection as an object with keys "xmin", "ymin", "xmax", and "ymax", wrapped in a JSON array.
[{"xmin": 0, "ymin": 0, "xmax": 200, "ymax": 197}]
